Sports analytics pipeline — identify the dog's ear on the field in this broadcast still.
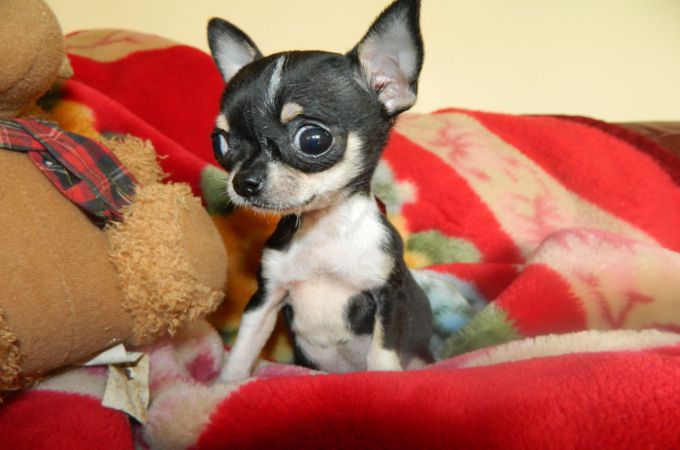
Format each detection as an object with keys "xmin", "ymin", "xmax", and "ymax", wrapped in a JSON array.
[
  {"xmin": 348, "ymin": 0, "xmax": 423, "ymax": 116},
  {"xmin": 208, "ymin": 18, "xmax": 263, "ymax": 83}
]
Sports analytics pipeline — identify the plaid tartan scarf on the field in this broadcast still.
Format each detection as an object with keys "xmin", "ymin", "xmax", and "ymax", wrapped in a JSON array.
[{"xmin": 0, "ymin": 118, "xmax": 137, "ymax": 227}]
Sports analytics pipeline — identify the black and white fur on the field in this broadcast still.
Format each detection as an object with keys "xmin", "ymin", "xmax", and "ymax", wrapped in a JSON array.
[{"xmin": 208, "ymin": 0, "xmax": 432, "ymax": 382}]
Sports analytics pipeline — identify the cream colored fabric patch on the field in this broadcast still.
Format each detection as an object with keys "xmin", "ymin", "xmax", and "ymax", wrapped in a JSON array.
[
  {"xmin": 461, "ymin": 329, "xmax": 680, "ymax": 369},
  {"xmin": 102, "ymin": 354, "xmax": 150, "ymax": 423},
  {"xmin": 395, "ymin": 113, "xmax": 659, "ymax": 258},
  {"xmin": 145, "ymin": 381, "xmax": 246, "ymax": 450},
  {"xmin": 83, "ymin": 343, "xmax": 143, "ymax": 366},
  {"xmin": 65, "ymin": 30, "xmax": 177, "ymax": 63},
  {"xmin": 530, "ymin": 230, "xmax": 680, "ymax": 330}
]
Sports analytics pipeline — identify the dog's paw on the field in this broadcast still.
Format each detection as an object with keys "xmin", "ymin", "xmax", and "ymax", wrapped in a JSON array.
[
  {"xmin": 366, "ymin": 348, "xmax": 403, "ymax": 371},
  {"xmin": 218, "ymin": 363, "xmax": 251, "ymax": 384}
]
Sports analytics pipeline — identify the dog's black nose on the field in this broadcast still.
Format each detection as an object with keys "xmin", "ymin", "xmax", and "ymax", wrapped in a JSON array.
[{"xmin": 233, "ymin": 172, "xmax": 264, "ymax": 198}]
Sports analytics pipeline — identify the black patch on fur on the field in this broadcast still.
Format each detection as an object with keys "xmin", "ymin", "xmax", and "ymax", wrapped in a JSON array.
[
  {"xmin": 370, "ymin": 210, "xmax": 434, "ymax": 363},
  {"xmin": 265, "ymin": 214, "xmax": 299, "ymax": 250},
  {"xmin": 243, "ymin": 288, "xmax": 265, "ymax": 312},
  {"xmin": 282, "ymin": 304, "xmax": 320, "ymax": 370},
  {"xmin": 345, "ymin": 291, "xmax": 377, "ymax": 335},
  {"xmin": 243, "ymin": 267, "xmax": 267, "ymax": 312},
  {"xmin": 372, "ymin": 268, "xmax": 434, "ymax": 365},
  {"xmin": 377, "ymin": 212, "xmax": 404, "ymax": 274}
]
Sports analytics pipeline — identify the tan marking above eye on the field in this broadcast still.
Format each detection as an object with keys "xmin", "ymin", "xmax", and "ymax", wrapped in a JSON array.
[
  {"xmin": 280, "ymin": 102, "xmax": 304, "ymax": 124},
  {"xmin": 216, "ymin": 114, "xmax": 230, "ymax": 132}
]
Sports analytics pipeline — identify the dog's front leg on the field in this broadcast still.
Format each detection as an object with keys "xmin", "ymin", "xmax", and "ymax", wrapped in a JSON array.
[
  {"xmin": 366, "ymin": 287, "xmax": 403, "ymax": 371},
  {"xmin": 220, "ymin": 285, "xmax": 285, "ymax": 383}
]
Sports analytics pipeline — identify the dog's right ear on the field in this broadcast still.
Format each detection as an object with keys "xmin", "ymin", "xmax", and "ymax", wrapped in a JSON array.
[
  {"xmin": 208, "ymin": 18, "xmax": 262, "ymax": 83},
  {"xmin": 348, "ymin": 0, "xmax": 423, "ymax": 116}
]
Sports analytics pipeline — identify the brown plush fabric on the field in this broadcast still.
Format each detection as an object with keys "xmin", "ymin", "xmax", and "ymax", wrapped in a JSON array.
[
  {"xmin": 0, "ymin": 311, "xmax": 21, "ymax": 391},
  {"xmin": 0, "ymin": 0, "xmax": 65, "ymax": 118},
  {"xmin": 103, "ymin": 135, "xmax": 167, "ymax": 186},
  {"xmin": 181, "ymin": 205, "xmax": 230, "ymax": 304},
  {"xmin": 0, "ymin": 151, "xmax": 134, "ymax": 386},
  {"xmin": 0, "ymin": 133, "xmax": 227, "ymax": 388},
  {"xmin": 107, "ymin": 183, "xmax": 226, "ymax": 345}
]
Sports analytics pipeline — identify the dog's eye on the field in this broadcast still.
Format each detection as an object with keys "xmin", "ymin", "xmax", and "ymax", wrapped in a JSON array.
[
  {"xmin": 295, "ymin": 125, "xmax": 333, "ymax": 156},
  {"xmin": 211, "ymin": 130, "xmax": 230, "ymax": 166}
]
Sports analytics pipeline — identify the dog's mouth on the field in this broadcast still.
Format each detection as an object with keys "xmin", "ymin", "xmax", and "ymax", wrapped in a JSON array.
[{"xmin": 246, "ymin": 195, "xmax": 316, "ymax": 213}]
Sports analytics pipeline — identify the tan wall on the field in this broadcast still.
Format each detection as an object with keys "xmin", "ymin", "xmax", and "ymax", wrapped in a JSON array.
[{"xmin": 48, "ymin": 0, "xmax": 680, "ymax": 121}]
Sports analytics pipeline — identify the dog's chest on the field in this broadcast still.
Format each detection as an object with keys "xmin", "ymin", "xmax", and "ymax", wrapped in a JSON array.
[
  {"xmin": 261, "ymin": 197, "xmax": 392, "ymax": 370},
  {"xmin": 262, "ymin": 196, "xmax": 392, "ymax": 292}
]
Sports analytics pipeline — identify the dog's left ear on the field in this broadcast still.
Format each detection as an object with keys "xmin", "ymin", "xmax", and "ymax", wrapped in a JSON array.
[{"xmin": 349, "ymin": 0, "xmax": 423, "ymax": 116}]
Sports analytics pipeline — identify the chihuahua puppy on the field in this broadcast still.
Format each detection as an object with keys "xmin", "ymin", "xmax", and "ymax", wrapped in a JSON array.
[{"xmin": 209, "ymin": 0, "xmax": 432, "ymax": 382}]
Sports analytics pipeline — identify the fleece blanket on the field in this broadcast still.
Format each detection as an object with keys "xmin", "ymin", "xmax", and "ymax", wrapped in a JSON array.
[
  {"xmin": 4, "ymin": 320, "xmax": 680, "ymax": 450},
  {"xmin": 2, "ymin": 29, "xmax": 680, "ymax": 449}
]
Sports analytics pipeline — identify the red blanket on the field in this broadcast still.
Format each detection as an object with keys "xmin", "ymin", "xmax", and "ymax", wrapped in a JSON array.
[{"xmin": 2, "ymin": 30, "xmax": 680, "ymax": 449}]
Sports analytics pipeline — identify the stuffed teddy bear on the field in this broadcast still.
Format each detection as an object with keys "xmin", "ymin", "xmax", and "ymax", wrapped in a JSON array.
[{"xmin": 0, "ymin": 0, "xmax": 227, "ymax": 391}]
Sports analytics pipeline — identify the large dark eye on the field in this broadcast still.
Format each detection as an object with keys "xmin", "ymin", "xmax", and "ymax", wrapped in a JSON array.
[
  {"xmin": 211, "ymin": 130, "xmax": 230, "ymax": 168},
  {"xmin": 295, "ymin": 125, "xmax": 333, "ymax": 156}
]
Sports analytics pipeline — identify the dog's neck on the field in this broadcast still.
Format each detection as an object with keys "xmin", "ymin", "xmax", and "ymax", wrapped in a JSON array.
[{"xmin": 296, "ymin": 190, "xmax": 377, "ymax": 235}]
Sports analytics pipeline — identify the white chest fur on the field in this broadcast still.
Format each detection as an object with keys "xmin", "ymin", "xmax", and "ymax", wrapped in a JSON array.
[
  {"xmin": 262, "ymin": 195, "xmax": 392, "ymax": 291},
  {"xmin": 261, "ymin": 195, "xmax": 393, "ymax": 371}
]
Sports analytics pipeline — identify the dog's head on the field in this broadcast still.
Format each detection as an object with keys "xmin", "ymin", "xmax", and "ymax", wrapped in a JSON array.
[{"xmin": 208, "ymin": 0, "xmax": 423, "ymax": 214}]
